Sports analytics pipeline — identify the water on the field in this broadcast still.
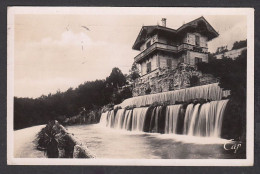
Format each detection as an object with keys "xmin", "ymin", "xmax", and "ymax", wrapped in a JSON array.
[
  {"xmin": 67, "ymin": 124, "xmax": 241, "ymax": 159},
  {"xmin": 78, "ymin": 98, "xmax": 242, "ymax": 159},
  {"xmin": 116, "ymin": 83, "xmax": 230, "ymax": 108},
  {"xmin": 101, "ymin": 100, "xmax": 229, "ymax": 138},
  {"xmin": 165, "ymin": 105, "xmax": 182, "ymax": 134}
]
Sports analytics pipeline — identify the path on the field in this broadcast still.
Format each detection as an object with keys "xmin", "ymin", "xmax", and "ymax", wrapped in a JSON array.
[{"xmin": 14, "ymin": 125, "xmax": 46, "ymax": 158}]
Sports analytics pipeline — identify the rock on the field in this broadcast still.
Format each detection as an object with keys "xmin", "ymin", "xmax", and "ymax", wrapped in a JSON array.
[
  {"xmin": 58, "ymin": 148, "xmax": 66, "ymax": 158},
  {"xmin": 73, "ymin": 145, "xmax": 95, "ymax": 158}
]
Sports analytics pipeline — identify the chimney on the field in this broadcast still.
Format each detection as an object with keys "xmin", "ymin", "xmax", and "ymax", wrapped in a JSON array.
[{"xmin": 161, "ymin": 18, "xmax": 166, "ymax": 27}]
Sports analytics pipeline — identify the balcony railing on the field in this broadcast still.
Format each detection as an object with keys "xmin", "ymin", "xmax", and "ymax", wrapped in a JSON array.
[
  {"xmin": 178, "ymin": 43, "xmax": 208, "ymax": 53},
  {"xmin": 134, "ymin": 42, "xmax": 178, "ymax": 63},
  {"xmin": 134, "ymin": 42, "xmax": 208, "ymax": 63}
]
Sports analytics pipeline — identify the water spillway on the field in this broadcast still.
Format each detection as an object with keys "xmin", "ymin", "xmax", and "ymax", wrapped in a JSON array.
[
  {"xmin": 115, "ymin": 83, "xmax": 230, "ymax": 109},
  {"xmin": 100, "ymin": 99, "xmax": 229, "ymax": 138}
]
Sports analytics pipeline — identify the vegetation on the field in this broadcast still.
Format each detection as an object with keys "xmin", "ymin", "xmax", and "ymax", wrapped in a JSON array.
[
  {"xmin": 232, "ymin": 39, "xmax": 247, "ymax": 50},
  {"xmin": 215, "ymin": 45, "xmax": 228, "ymax": 54},
  {"xmin": 197, "ymin": 50, "xmax": 247, "ymax": 140},
  {"xmin": 214, "ymin": 39, "xmax": 247, "ymax": 56},
  {"xmin": 197, "ymin": 50, "xmax": 246, "ymax": 101},
  {"xmin": 14, "ymin": 67, "xmax": 136, "ymax": 130},
  {"xmin": 36, "ymin": 121, "xmax": 69, "ymax": 158},
  {"xmin": 128, "ymin": 62, "xmax": 140, "ymax": 81}
]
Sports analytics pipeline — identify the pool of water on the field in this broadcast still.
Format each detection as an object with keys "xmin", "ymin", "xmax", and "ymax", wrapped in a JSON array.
[{"xmin": 67, "ymin": 124, "xmax": 245, "ymax": 159}]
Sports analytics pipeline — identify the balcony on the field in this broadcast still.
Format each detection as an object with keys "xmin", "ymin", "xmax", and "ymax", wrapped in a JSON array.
[
  {"xmin": 134, "ymin": 42, "xmax": 208, "ymax": 63},
  {"xmin": 178, "ymin": 43, "xmax": 208, "ymax": 53},
  {"xmin": 134, "ymin": 42, "xmax": 178, "ymax": 63}
]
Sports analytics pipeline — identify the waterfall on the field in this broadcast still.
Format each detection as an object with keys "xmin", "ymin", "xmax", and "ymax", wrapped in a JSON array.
[
  {"xmin": 122, "ymin": 109, "xmax": 133, "ymax": 131},
  {"xmin": 194, "ymin": 103, "xmax": 210, "ymax": 136},
  {"xmin": 165, "ymin": 105, "xmax": 182, "ymax": 134},
  {"xmin": 187, "ymin": 104, "xmax": 201, "ymax": 136},
  {"xmin": 213, "ymin": 100, "xmax": 229, "ymax": 137},
  {"xmin": 132, "ymin": 107, "xmax": 149, "ymax": 132},
  {"xmin": 114, "ymin": 109, "xmax": 126, "ymax": 129},
  {"xmin": 148, "ymin": 106, "xmax": 165, "ymax": 133},
  {"xmin": 183, "ymin": 104, "xmax": 194, "ymax": 134},
  {"xmin": 115, "ymin": 83, "xmax": 229, "ymax": 109},
  {"xmin": 99, "ymin": 99, "xmax": 229, "ymax": 139},
  {"xmin": 99, "ymin": 111, "xmax": 108, "ymax": 126},
  {"xmin": 107, "ymin": 110, "xmax": 115, "ymax": 128},
  {"xmin": 186, "ymin": 100, "xmax": 229, "ymax": 137}
]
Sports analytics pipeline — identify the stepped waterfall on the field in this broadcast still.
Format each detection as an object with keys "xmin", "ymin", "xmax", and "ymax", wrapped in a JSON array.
[
  {"xmin": 99, "ymin": 84, "xmax": 231, "ymax": 138},
  {"xmin": 100, "ymin": 99, "xmax": 229, "ymax": 138},
  {"xmin": 115, "ymin": 83, "xmax": 230, "ymax": 108}
]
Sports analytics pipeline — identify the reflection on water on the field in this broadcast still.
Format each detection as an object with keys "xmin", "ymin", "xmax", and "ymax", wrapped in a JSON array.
[{"xmin": 67, "ymin": 124, "xmax": 244, "ymax": 159}]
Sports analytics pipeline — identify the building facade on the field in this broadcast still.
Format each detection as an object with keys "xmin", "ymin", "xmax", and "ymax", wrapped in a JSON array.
[{"xmin": 132, "ymin": 17, "xmax": 219, "ymax": 77}]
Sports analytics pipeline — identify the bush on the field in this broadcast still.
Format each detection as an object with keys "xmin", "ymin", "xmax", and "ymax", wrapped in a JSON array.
[{"xmin": 189, "ymin": 75, "xmax": 199, "ymax": 87}]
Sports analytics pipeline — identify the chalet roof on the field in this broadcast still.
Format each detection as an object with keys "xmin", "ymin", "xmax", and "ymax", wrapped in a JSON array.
[{"xmin": 132, "ymin": 16, "xmax": 219, "ymax": 50}]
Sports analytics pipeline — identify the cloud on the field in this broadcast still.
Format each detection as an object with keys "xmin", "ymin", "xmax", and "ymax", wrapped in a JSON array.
[{"xmin": 40, "ymin": 30, "xmax": 105, "ymax": 46}]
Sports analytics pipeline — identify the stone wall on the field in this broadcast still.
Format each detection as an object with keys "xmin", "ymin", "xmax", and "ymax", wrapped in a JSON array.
[{"xmin": 132, "ymin": 63, "xmax": 218, "ymax": 97}]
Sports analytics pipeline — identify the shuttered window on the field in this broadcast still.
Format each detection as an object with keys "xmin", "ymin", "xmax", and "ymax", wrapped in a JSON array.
[
  {"xmin": 146, "ymin": 62, "xmax": 151, "ymax": 73},
  {"xmin": 167, "ymin": 59, "xmax": 172, "ymax": 68},
  {"xmin": 195, "ymin": 35, "xmax": 200, "ymax": 46}
]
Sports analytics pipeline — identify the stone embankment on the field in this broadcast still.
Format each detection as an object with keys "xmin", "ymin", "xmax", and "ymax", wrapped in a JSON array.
[
  {"xmin": 37, "ymin": 121, "xmax": 95, "ymax": 158},
  {"xmin": 56, "ymin": 121, "xmax": 95, "ymax": 158},
  {"xmin": 132, "ymin": 63, "xmax": 218, "ymax": 97}
]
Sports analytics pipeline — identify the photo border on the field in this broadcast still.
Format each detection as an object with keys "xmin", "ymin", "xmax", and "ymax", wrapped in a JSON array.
[
  {"xmin": 6, "ymin": 7, "xmax": 254, "ymax": 166},
  {"xmin": 1, "ymin": 0, "xmax": 259, "ymax": 172}
]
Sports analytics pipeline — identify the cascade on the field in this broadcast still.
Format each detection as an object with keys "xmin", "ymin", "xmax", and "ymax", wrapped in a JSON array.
[
  {"xmin": 99, "ymin": 99, "xmax": 229, "ymax": 138},
  {"xmin": 122, "ymin": 109, "xmax": 133, "ymax": 131},
  {"xmin": 183, "ymin": 104, "xmax": 194, "ymax": 134},
  {"xmin": 194, "ymin": 103, "xmax": 210, "ymax": 136},
  {"xmin": 107, "ymin": 110, "xmax": 115, "ymax": 128},
  {"xmin": 147, "ymin": 106, "xmax": 165, "ymax": 133},
  {"xmin": 213, "ymin": 100, "xmax": 229, "ymax": 137},
  {"xmin": 187, "ymin": 104, "xmax": 201, "ymax": 136},
  {"xmin": 114, "ymin": 109, "xmax": 126, "ymax": 129},
  {"xmin": 99, "ymin": 111, "xmax": 108, "ymax": 126},
  {"xmin": 165, "ymin": 105, "xmax": 182, "ymax": 134},
  {"xmin": 132, "ymin": 107, "xmax": 149, "ymax": 132},
  {"xmin": 116, "ymin": 83, "xmax": 230, "ymax": 109}
]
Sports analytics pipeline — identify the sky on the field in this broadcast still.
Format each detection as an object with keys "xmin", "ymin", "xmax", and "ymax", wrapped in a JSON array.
[{"xmin": 13, "ymin": 14, "xmax": 247, "ymax": 98}]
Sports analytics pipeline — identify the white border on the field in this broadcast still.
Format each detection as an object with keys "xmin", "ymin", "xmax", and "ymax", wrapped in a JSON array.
[{"xmin": 7, "ymin": 7, "xmax": 254, "ymax": 166}]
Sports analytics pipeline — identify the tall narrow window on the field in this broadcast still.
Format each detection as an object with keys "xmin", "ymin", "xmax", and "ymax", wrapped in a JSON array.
[
  {"xmin": 167, "ymin": 59, "xmax": 172, "ymax": 68},
  {"xmin": 146, "ymin": 62, "xmax": 151, "ymax": 73},
  {"xmin": 195, "ymin": 35, "xmax": 200, "ymax": 46}
]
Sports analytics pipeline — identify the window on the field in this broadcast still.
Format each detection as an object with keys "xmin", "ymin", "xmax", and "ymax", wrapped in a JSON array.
[
  {"xmin": 195, "ymin": 57, "xmax": 202, "ymax": 64},
  {"xmin": 146, "ymin": 40, "xmax": 151, "ymax": 48},
  {"xmin": 146, "ymin": 62, "xmax": 151, "ymax": 73},
  {"xmin": 195, "ymin": 35, "xmax": 200, "ymax": 46},
  {"xmin": 167, "ymin": 59, "xmax": 172, "ymax": 68}
]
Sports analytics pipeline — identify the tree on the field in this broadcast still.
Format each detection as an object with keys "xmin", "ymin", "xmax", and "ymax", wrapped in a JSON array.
[
  {"xmin": 14, "ymin": 67, "xmax": 130, "ymax": 129},
  {"xmin": 197, "ymin": 50, "xmax": 246, "ymax": 101},
  {"xmin": 128, "ymin": 62, "xmax": 140, "ymax": 81},
  {"xmin": 232, "ymin": 40, "xmax": 247, "ymax": 50},
  {"xmin": 208, "ymin": 53, "xmax": 216, "ymax": 62},
  {"xmin": 106, "ymin": 67, "xmax": 127, "ymax": 89},
  {"xmin": 215, "ymin": 45, "xmax": 228, "ymax": 54}
]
